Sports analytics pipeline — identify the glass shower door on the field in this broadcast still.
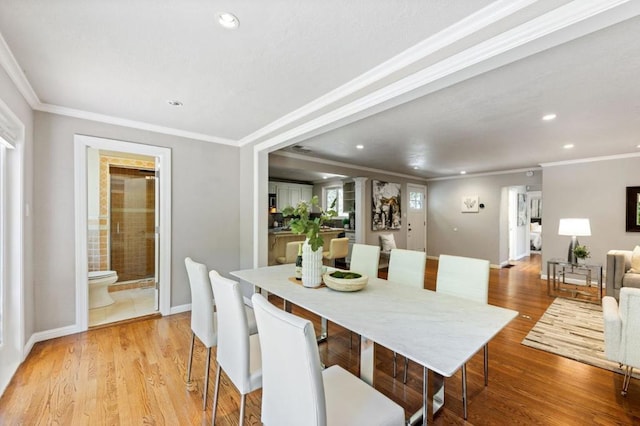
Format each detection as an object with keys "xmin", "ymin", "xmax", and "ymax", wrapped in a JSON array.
[{"xmin": 110, "ymin": 167, "xmax": 156, "ymax": 283}]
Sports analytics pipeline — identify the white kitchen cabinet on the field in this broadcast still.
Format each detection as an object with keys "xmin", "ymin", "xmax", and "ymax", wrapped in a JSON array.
[
  {"xmin": 276, "ymin": 186, "xmax": 291, "ymax": 211},
  {"xmin": 300, "ymin": 186, "xmax": 313, "ymax": 203},
  {"xmin": 271, "ymin": 181, "xmax": 313, "ymax": 212}
]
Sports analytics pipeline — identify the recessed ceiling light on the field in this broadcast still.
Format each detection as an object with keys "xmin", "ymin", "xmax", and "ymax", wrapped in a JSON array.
[
  {"xmin": 637, "ymin": 144, "xmax": 640, "ymax": 148},
  {"xmin": 217, "ymin": 12, "xmax": 239, "ymax": 29},
  {"xmin": 460, "ymin": 171, "xmax": 467, "ymax": 175},
  {"xmin": 563, "ymin": 143, "xmax": 574, "ymax": 149},
  {"xmin": 323, "ymin": 176, "xmax": 328, "ymax": 179},
  {"xmin": 542, "ymin": 113, "xmax": 557, "ymax": 121},
  {"xmin": 413, "ymin": 166, "xmax": 419, "ymax": 170},
  {"xmin": 356, "ymin": 144, "xmax": 364, "ymax": 150},
  {"xmin": 167, "ymin": 100, "xmax": 183, "ymax": 107}
]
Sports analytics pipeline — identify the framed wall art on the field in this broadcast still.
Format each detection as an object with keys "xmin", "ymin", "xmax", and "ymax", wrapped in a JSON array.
[
  {"xmin": 517, "ymin": 193, "xmax": 527, "ymax": 226},
  {"xmin": 626, "ymin": 186, "xmax": 640, "ymax": 232},
  {"xmin": 461, "ymin": 195, "xmax": 479, "ymax": 213},
  {"xmin": 371, "ymin": 180, "xmax": 401, "ymax": 230}
]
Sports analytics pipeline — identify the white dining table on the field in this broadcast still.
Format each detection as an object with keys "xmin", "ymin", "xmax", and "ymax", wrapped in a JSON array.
[{"xmin": 231, "ymin": 264, "xmax": 518, "ymax": 425}]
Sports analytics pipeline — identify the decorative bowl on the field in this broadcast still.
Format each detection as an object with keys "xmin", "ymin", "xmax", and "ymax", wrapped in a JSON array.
[{"xmin": 323, "ymin": 271, "xmax": 368, "ymax": 292}]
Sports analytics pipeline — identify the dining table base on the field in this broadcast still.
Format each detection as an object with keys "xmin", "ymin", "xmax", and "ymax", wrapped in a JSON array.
[{"xmin": 405, "ymin": 368, "xmax": 444, "ymax": 426}]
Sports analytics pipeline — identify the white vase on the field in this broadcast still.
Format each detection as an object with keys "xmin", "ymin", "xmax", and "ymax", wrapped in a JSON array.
[{"xmin": 302, "ymin": 238, "xmax": 323, "ymax": 288}]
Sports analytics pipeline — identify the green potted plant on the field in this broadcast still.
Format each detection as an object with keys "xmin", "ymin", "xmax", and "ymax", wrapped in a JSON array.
[
  {"xmin": 282, "ymin": 196, "xmax": 337, "ymax": 287},
  {"xmin": 573, "ymin": 245, "xmax": 590, "ymax": 264},
  {"xmin": 282, "ymin": 195, "xmax": 337, "ymax": 251},
  {"xmin": 342, "ymin": 217, "xmax": 350, "ymax": 229}
]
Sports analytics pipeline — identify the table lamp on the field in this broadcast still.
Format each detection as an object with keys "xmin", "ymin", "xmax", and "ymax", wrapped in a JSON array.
[{"xmin": 558, "ymin": 218, "xmax": 591, "ymax": 264}]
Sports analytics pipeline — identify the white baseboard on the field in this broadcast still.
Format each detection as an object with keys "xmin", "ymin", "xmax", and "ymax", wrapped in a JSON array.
[
  {"xmin": 169, "ymin": 303, "xmax": 191, "ymax": 315},
  {"xmin": 24, "ymin": 324, "xmax": 82, "ymax": 356},
  {"xmin": 22, "ymin": 305, "xmax": 191, "ymax": 362},
  {"xmin": 428, "ymin": 255, "xmax": 500, "ymax": 269},
  {"xmin": 540, "ymin": 273, "xmax": 604, "ymax": 287}
]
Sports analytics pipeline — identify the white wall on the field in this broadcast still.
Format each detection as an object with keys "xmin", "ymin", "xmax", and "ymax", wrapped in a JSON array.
[
  {"xmin": 427, "ymin": 170, "xmax": 542, "ymax": 265},
  {"xmin": 33, "ymin": 112, "xmax": 241, "ymax": 331},
  {"xmin": 541, "ymin": 155, "xmax": 640, "ymax": 273}
]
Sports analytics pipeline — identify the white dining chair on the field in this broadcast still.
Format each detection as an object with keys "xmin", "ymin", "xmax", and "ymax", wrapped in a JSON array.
[
  {"xmin": 436, "ymin": 254, "xmax": 490, "ymax": 420},
  {"xmin": 347, "ymin": 243, "xmax": 381, "ymax": 347},
  {"xmin": 387, "ymin": 248, "xmax": 427, "ymax": 383},
  {"xmin": 251, "ymin": 293, "xmax": 405, "ymax": 426},
  {"xmin": 184, "ymin": 258, "xmax": 258, "ymax": 410},
  {"xmin": 209, "ymin": 271, "xmax": 262, "ymax": 425},
  {"xmin": 349, "ymin": 243, "xmax": 381, "ymax": 278}
]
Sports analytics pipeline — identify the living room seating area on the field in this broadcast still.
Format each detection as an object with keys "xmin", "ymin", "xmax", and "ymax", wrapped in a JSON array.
[{"xmin": 606, "ymin": 246, "xmax": 640, "ymax": 299}]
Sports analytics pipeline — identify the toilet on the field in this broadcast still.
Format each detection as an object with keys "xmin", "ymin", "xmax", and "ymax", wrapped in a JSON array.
[{"xmin": 88, "ymin": 270, "xmax": 118, "ymax": 309}]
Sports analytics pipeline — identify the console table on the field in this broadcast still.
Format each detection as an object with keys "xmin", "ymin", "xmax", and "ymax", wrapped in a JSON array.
[{"xmin": 547, "ymin": 258, "xmax": 603, "ymax": 304}]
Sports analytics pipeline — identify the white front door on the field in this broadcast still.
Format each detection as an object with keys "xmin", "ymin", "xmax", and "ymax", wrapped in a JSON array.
[{"xmin": 407, "ymin": 184, "xmax": 427, "ymax": 252}]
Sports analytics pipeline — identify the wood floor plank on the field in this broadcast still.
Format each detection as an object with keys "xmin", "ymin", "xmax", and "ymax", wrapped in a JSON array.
[{"xmin": 2, "ymin": 254, "xmax": 640, "ymax": 425}]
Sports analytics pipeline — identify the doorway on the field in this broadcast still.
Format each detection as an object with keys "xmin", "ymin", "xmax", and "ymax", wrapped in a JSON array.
[
  {"xmin": 86, "ymin": 158, "xmax": 159, "ymax": 327},
  {"xmin": 407, "ymin": 184, "xmax": 427, "ymax": 252},
  {"xmin": 507, "ymin": 185, "xmax": 528, "ymax": 262},
  {"xmin": 74, "ymin": 135, "xmax": 171, "ymax": 331},
  {"xmin": 0, "ymin": 97, "xmax": 24, "ymax": 395}
]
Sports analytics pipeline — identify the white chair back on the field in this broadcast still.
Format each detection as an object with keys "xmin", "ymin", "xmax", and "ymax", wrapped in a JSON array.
[
  {"xmin": 184, "ymin": 257, "xmax": 216, "ymax": 347},
  {"xmin": 387, "ymin": 249, "xmax": 426, "ymax": 288},
  {"xmin": 349, "ymin": 243, "xmax": 380, "ymax": 278},
  {"xmin": 436, "ymin": 254, "xmax": 490, "ymax": 303},
  {"xmin": 252, "ymin": 293, "xmax": 326, "ymax": 426},
  {"xmin": 209, "ymin": 271, "xmax": 260, "ymax": 394}
]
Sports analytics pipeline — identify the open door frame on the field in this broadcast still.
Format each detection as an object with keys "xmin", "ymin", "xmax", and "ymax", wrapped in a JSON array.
[{"xmin": 74, "ymin": 135, "xmax": 171, "ymax": 331}]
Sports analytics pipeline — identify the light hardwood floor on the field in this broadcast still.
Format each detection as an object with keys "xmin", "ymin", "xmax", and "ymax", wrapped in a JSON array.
[{"xmin": 1, "ymin": 255, "xmax": 640, "ymax": 425}]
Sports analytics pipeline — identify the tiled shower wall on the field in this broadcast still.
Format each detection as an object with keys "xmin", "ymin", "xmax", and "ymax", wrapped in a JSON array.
[{"xmin": 86, "ymin": 155, "xmax": 155, "ymax": 274}]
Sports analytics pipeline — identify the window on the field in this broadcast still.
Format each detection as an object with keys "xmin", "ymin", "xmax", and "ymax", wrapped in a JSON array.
[
  {"xmin": 409, "ymin": 190, "xmax": 423, "ymax": 210},
  {"xmin": 324, "ymin": 186, "xmax": 345, "ymax": 216}
]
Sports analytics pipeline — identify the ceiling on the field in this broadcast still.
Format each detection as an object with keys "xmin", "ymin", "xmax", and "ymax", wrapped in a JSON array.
[{"xmin": 1, "ymin": 1, "xmax": 639, "ymax": 180}]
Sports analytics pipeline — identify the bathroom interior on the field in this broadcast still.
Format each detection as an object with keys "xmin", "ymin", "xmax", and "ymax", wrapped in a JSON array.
[{"xmin": 87, "ymin": 148, "xmax": 158, "ymax": 327}]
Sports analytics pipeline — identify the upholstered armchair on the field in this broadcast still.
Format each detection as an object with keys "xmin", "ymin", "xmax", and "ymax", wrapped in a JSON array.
[
  {"xmin": 606, "ymin": 249, "xmax": 640, "ymax": 299},
  {"xmin": 378, "ymin": 233, "xmax": 396, "ymax": 269},
  {"xmin": 602, "ymin": 287, "xmax": 640, "ymax": 395}
]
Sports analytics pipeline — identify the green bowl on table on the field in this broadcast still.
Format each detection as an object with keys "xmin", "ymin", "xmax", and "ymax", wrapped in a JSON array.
[{"xmin": 323, "ymin": 271, "xmax": 368, "ymax": 292}]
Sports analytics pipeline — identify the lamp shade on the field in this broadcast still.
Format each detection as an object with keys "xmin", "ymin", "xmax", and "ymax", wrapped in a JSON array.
[{"xmin": 558, "ymin": 218, "xmax": 591, "ymax": 236}]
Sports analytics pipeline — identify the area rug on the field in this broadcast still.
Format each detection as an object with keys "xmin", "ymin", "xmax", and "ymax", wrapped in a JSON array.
[{"xmin": 522, "ymin": 297, "xmax": 636, "ymax": 378}]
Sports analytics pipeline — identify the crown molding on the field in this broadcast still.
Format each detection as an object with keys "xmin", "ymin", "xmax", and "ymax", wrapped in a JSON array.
[
  {"xmin": 253, "ymin": 0, "xmax": 637, "ymax": 154},
  {"xmin": 540, "ymin": 152, "xmax": 640, "ymax": 168},
  {"xmin": 271, "ymin": 151, "xmax": 427, "ymax": 182},
  {"xmin": 239, "ymin": 0, "xmax": 536, "ymax": 147},
  {"xmin": 426, "ymin": 167, "xmax": 543, "ymax": 182},
  {"xmin": 1, "ymin": 31, "xmax": 240, "ymax": 146},
  {"xmin": 0, "ymin": 31, "xmax": 40, "ymax": 108},
  {"xmin": 35, "ymin": 103, "xmax": 239, "ymax": 146}
]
